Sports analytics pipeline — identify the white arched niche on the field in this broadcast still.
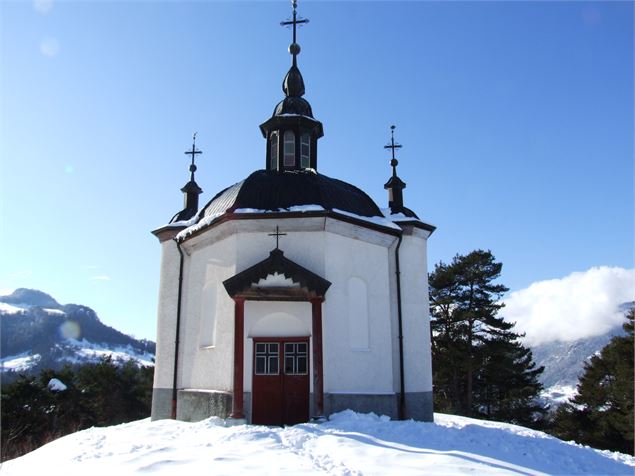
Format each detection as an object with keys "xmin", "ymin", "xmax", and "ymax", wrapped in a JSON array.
[
  {"xmin": 348, "ymin": 277, "xmax": 370, "ymax": 350},
  {"xmin": 248, "ymin": 311, "xmax": 310, "ymax": 338},
  {"xmin": 199, "ymin": 283, "xmax": 217, "ymax": 348}
]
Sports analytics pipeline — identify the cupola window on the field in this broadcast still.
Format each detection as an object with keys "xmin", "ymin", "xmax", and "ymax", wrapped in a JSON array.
[
  {"xmin": 283, "ymin": 130, "xmax": 295, "ymax": 166},
  {"xmin": 300, "ymin": 133, "xmax": 310, "ymax": 168},
  {"xmin": 270, "ymin": 131, "xmax": 279, "ymax": 170}
]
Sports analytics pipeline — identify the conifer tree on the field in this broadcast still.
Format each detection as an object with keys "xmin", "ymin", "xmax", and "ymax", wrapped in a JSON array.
[
  {"xmin": 1, "ymin": 358, "xmax": 154, "ymax": 461},
  {"xmin": 429, "ymin": 250, "xmax": 544, "ymax": 424},
  {"xmin": 552, "ymin": 310, "xmax": 634, "ymax": 455}
]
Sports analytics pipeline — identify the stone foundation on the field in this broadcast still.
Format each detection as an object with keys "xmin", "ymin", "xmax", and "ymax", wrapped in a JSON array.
[{"xmin": 151, "ymin": 388, "xmax": 433, "ymax": 422}]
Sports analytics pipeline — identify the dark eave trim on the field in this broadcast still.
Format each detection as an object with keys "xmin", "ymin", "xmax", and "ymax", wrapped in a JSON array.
[
  {"xmin": 259, "ymin": 115, "xmax": 324, "ymax": 139},
  {"xmin": 395, "ymin": 220, "xmax": 436, "ymax": 235},
  {"xmin": 152, "ymin": 225, "xmax": 187, "ymax": 243}
]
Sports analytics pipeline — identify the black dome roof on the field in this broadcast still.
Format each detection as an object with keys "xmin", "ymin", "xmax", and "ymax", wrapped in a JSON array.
[{"xmin": 199, "ymin": 169, "xmax": 383, "ymax": 220}]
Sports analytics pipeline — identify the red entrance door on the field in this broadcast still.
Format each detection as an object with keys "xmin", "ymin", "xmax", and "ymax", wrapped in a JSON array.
[{"xmin": 252, "ymin": 338, "xmax": 309, "ymax": 426}]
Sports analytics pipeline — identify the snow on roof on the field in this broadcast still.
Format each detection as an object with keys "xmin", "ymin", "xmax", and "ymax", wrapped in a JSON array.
[
  {"xmin": 175, "ymin": 210, "xmax": 224, "ymax": 240},
  {"xmin": 381, "ymin": 207, "xmax": 436, "ymax": 228},
  {"xmin": 2, "ymin": 410, "xmax": 633, "ymax": 475},
  {"xmin": 159, "ymin": 213, "xmax": 200, "ymax": 230},
  {"xmin": 175, "ymin": 204, "xmax": 403, "ymax": 241},
  {"xmin": 332, "ymin": 208, "xmax": 402, "ymax": 230}
]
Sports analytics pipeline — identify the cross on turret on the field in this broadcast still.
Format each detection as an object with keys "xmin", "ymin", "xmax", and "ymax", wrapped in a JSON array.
[
  {"xmin": 280, "ymin": 0, "xmax": 309, "ymax": 66},
  {"xmin": 184, "ymin": 132, "xmax": 203, "ymax": 182},
  {"xmin": 384, "ymin": 125, "xmax": 402, "ymax": 175}
]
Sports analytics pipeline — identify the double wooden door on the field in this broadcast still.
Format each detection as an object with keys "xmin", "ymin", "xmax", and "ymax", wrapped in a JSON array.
[{"xmin": 251, "ymin": 338, "xmax": 309, "ymax": 426}]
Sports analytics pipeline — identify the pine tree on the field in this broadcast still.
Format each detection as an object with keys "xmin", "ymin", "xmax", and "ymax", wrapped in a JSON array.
[
  {"xmin": 477, "ymin": 331, "xmax": 545, "ymax": 425},
  {"xmin": 552, "ymin": 310, "xmax": 634, "ymax": 455},
  {"xmin": 429, "ymin": 250, "xmax": 544, "ymax": 423},
  {"xmin": 1, "ymin": 359, "xmax": 155, "ymax": 461}
]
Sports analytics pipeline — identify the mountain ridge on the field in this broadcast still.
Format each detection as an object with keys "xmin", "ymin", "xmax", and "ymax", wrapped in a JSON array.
[{"xmin": 0, "ymin": 289, "xmax": 155, "ymax": 382}]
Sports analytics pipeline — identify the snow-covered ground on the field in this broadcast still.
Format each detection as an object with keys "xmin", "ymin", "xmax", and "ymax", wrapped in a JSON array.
[
  {"xmin": 540, "ymin": 384, "xmax": 578, "ymax": 407},
  {"xmin": 1, "ymin": 340, "xmax": 154, "ymax": 372},
  {"xmin": 0, "ymin": 352, "xmax": 41, "ymax": 371},
  {"xmin": 0, "ymin": 302, "xmax": 27, "ymax": 314},
  {"xmin": 57, "ymin": 338, "xmax": 155, "ymax": 367},
  {"xmin": 2, "ymin": 411, "xmax": 633, "ymax": 475}
]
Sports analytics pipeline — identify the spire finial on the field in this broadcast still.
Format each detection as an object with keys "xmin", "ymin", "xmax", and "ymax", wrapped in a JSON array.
[
  {"xmin": 281, "ymin": 0, "xmax": 309, "ymax": 68},
  {"xmin": 184, "ymin": 132, "xmax": 202, "ymax": 182},
  {"xmin": 384, "ymin": 125, "xmax": 402, "ymax": 177}
]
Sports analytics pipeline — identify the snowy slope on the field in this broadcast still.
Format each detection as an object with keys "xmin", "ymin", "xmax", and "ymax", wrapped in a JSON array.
[{"xmin": 2, "ymin": 411, "xmax": 633, "ymax": 475}]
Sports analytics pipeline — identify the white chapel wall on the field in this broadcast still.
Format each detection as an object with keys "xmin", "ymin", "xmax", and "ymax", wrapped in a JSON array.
[
  {"xmin": 399, "ymin": 229, "xmax": 433, "ymax": 393},
  {"xmin": 347, "ymin": 277, "xmax": 370, "ymax": 351},
  {"xmin": 178, "ymin": 233, "xmax": 237, "ymax": 391},
  {"xmin": 154, "ymin": 238, "xmax": 183, "ymax": 390},
  {"xmin": 167, "ymin": 217, "xmax": 420, "ymax": 399},
  {"xmin": 198, "ymin": 282, "xmax": 217, "ymax": 347},
  {"xmin": 324, "ymin": 231, "xmax": 395, "ymax": 394}
]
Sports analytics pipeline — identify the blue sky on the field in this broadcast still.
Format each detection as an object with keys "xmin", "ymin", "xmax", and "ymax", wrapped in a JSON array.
[{"xmin": 1, "ymin": 1, "xmax": 633, "ymax": 340}]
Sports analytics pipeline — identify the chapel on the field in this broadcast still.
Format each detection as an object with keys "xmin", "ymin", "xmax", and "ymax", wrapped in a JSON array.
[{"xmin": 151, "ymin": 1, "xmax": 435, "ymax": 425}]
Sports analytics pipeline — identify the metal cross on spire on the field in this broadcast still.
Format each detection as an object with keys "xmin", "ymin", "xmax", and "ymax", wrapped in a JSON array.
[
  {"xmin": 268, "ymin": 225, "xmax": 287, "ymax": 249},
  {"xmin": 280, "ymin": 0, "xmax": 309, "ymax": 66},
  {"xmin": 184, "ymin": 132, "xmax": 203, "ymax": 181},
  {"xmin": 384, "ymin": 125, "xmax": 402, "ymax": 176}
]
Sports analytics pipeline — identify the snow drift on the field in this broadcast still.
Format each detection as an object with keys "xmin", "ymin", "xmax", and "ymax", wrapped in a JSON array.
[{"xmin": 2, "ymin": 411, "xmax": 633, "ymax": 475}]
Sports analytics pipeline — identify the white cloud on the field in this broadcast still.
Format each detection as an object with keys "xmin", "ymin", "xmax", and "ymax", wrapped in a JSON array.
[
  {"xmin": 40, "ymin": 37, "xmax": 60, "ymax": 57},
  {"xmin": 33, "ymin": 0, "xmax": 54, "ymax": 14},
  {"xmin": 503, "ymin": 267, "xmax": 635, "ymax": 346},
  {"xmin": 89, "ymin": 275, "xmax": 111, "ymax": 281}
]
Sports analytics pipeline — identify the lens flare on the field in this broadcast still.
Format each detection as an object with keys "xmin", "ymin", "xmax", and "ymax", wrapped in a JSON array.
[{"xmin": 59, "ymin": 320, "xmax": 81, "ymax": 340}]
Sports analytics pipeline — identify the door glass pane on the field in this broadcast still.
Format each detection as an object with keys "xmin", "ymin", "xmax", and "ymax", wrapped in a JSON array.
[
  {"xmin": 284, "ymin": 342, "xmax": 308, "ymax": 375},
  {"xmin": 269, "ymin": 356, "xmax": 279, "ymax": 374},
  {"xmin": 297, "ymin": 356, "xmax": 307, "ymax": 374},
  {"xmin": 255, "ymin": 342, "xmax": 279, "ymax": 375},
  {"xmin": 255, "ymin": 356, "xmax": 266, "ymax": 374},
  {"xmin": 285, "ymin": 356, "xmax": 294, "ymax": 374}
]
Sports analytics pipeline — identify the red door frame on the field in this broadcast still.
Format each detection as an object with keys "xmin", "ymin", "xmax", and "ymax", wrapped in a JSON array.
[
  {"xmin": 251, "ymin": 336, "xmax": 310, "ymax": 426},
  {"xmin": 229, "ymin": 297, "xmax": 325, "ymax": 422}
]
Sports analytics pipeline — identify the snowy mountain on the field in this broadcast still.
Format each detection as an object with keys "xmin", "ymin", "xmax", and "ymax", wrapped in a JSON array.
[
  {"xmin": 1, "ymin": 411, "xmax": 633, "ymax": 475},
  {"xmin": 0, "ymin": 289, "xmax": 155, "ymax": 381},
  {"xmin": 532, "ymin": 302, "xmax": 633, "ymax": 407}
]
